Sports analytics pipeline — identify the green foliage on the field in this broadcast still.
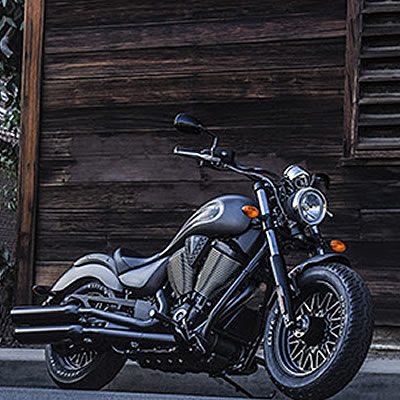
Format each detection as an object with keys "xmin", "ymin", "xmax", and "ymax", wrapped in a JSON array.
[
  {"xmin": 1, "ymin": 0, "xmax": 23, "ymax": 212},
  {"xmin": 1, "ymin": 0, "xmax": 24, "ymax": 134},
  {"xmin": 0, "ymin": 246, "xmax": 15, "ymax": 284},
  {"xmin": 0, "ymin": 141, "xmax": 18, "ymax": 211}
]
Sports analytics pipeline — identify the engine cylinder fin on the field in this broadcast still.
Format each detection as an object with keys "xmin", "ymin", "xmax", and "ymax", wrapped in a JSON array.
[
  {"xmin": 167, "ymin": 235, "xmax": 208, "ymax": 298},
  {"xmin": 194, "ymin": 245, "xmax": 242, "ymax": 301}
]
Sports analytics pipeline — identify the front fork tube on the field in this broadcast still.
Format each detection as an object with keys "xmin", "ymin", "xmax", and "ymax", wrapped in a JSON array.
[{"xmin": 255, "ymin": 183, "xmax": 296, "ymax": 329}]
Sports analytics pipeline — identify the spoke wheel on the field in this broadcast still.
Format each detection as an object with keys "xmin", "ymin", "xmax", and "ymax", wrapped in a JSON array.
[
  {"xmin": 264, "ymin": 263, "xmax": 373, "ymax": 400},
  {"xmin": 45, "ymin": 281, "xmax": 126, "ymax": 390},
  {"xmin": 280, "ymin": 285, "xmax": 344, "ymax": 376}
]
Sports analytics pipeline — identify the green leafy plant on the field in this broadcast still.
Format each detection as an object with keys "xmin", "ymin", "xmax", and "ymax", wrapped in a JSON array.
[
  {"xmin": 1, "ymin": 0, "xmax": 23, "ymax": 210},
  {"xmin": 1, "ymin": 0, "xmax": 24, "ymax": 134},
  {"xmin": 0, "ymin": 246, "xmax": 14, "ymax": 283},
  {"xmin": 0, "ymin": 1, "xmax": 23, "ymax": 333},
  {"xmin": 0, "ymin": 141, "xmax": 18, "ymax": 211}
]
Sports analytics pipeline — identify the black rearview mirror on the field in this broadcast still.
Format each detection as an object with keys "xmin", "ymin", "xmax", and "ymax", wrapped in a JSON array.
[{"xmin": 174, "ymin": 113, "xmax": 205, "ymax": 135}]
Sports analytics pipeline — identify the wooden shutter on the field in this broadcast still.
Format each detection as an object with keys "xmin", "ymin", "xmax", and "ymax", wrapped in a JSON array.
[{"xmin": 345, "ymin": 0, "xmax": 400, "ymax": 162}]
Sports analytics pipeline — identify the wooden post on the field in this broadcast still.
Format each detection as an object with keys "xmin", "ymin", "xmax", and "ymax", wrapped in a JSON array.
[
  {"xmin": 343, "ymin": 0, "xmax": 362, "ymax": 158},
  {"xmin": 15, "ymin": 0, "xmax": 45, "ymax": 305}
]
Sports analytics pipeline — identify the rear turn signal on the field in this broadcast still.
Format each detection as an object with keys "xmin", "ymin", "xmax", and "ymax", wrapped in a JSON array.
[
  {"xmin": 330, "ymin": 239, "xmax": 346, "ymax": 253},
  {"xmin": 242, "ymin": 205, "xmax": 259, "ymax": 218}
]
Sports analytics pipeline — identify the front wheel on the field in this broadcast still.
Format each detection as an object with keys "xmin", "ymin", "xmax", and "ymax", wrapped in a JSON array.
[{"xmin": 264, "ymin": 263, "xmax": 373, "ymax": 400}]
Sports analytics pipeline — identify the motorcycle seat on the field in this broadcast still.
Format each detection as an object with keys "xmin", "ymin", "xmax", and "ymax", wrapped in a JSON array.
[
  {"xmin": 118, "ymin": 257, "xmax": 169, "ymax": 296},
  {"xmin": 113, "ymin": 248, "xmax": 162, "ymax": 275}
]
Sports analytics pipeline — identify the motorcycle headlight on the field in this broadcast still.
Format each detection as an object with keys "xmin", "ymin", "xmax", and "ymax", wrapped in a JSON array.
[{"xmin": 292, "ymin": 188, "xmax": 327, "ymax": 226}]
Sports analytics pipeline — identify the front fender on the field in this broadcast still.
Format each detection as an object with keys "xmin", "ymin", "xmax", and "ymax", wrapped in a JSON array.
[
  {"xmin": 288, "ymin": 253, "xmax": 350, "ymax": 279},
  {"xmin": 51, "ymin": 264, "xmax": 123, "ymax": 293}
]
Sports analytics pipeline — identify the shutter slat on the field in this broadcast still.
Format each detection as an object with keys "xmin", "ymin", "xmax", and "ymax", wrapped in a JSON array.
[
  {"xmin": 363, "ymin": 5, "xmax": 400, "ymax": 14},
  {"xmin": 359, "ymin": 96, "xmax": 400, "ymax": 105},
  {"xmin": 363, "ymin": 26, "xmax": 400, "ymax": 36},
  {"xmin": 359, "ymin": 115, "xmax": 400, "ymax": 127},
  {"xmin": 359, "ymin": 72, "xmax": 400, "ymax": 82},
  {"xmin": 361, "ymin": 49, "xmax": 400, "ymax": 58},
  {"xmin": 357, "ymin": 2, "xmax": 400, "ymax": 140}
]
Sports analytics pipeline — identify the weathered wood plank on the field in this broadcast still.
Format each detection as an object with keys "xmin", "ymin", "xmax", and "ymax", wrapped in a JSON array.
[
  {"xmin": 329, "ymin": 179, "xmax": 400, "ymax": 208},
  {"xmin": 37, "ymin": 182, "xmax": 255, "ymax": 210},
  {"xmin": 40, "ymin": 96, "xmax": 344, "ymax": 137},
  {"xmin": 347, "ymin": 241, "xmax": 400, "ymax": 268},
  {"xmin": 16, "ymin": 0, "xmax": 45, "ymax": 305},
  {"xmin": 36, "ymin": 231, "xmax": 171, "ymax": 262},
  {"xmin": 34, "ymin": 209, "xmax": 361, "ymax": 264},
  {"xmin": 43, "ymin": 38, "xmax": 345, "ymax": 80},
  {"xmin": 37, "ymin": 209, "xmax": 193, "ymax": 234},
  {"xmin": 44, "ymin": 16, "xmax": 345, "ymax": 55},
  {"xmin": 38, "ymin": 153, "xmax": 295, "ymax": 184},
  {"xmin": 36, "ymin": 177, "xmax": 400, "ymax": 212},
  {"xmin": 41, "ymin": 69, "xmax": 344, "ymax": 109},
  {"xmin": 361, "ymin": 209, "xmax": 400, "ymax": 240},
  {"xmin": 44, "ymin": 0, "xmax": 346, "ymax": 30},
  {"xmin": 39, "ymin": 126, "xmax": 343, "ymax": 159}
]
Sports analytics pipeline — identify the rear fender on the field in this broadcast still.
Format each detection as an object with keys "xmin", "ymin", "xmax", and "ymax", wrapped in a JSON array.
[
  {"xmin": 288, "ymin": 253, "xmax": 351, "ymax": 280},
  {"xmin": 51, "ymin": 264, "xmax": 123, "ymax": 293}
]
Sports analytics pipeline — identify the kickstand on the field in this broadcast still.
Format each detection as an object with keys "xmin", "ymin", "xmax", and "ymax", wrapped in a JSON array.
[{"xmin": 217, "ymin": 374, "xmax": 276, "ymax": 399}]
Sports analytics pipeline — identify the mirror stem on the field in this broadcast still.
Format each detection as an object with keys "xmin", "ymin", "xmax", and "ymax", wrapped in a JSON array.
[{"xmin": 204, "ymin": 130, "xmax": 218, "ymax": 154}]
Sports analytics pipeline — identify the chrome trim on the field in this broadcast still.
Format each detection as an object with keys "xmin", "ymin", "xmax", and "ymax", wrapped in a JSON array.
[
  {"xmin": 283, "ymin": 165, "xmax": 311, "ymax": 188},
  {"xmin": 292, "ymin": 188, "xmax": 327, "ymax": 226}
]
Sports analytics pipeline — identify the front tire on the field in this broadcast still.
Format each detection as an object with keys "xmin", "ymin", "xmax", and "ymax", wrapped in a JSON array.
[
  {"xmin": 264, "ymin": 263, "xmax": 373, "ymax": 400},
  {"xmin": 45, "ymin": 281, "xmax": 126, "ymax": 390}
]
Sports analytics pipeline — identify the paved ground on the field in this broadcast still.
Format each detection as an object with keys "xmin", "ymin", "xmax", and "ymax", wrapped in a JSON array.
[
  {"xmin": 0, "ymin": 348, "xmax": 399, "ymax": 399},
  {"xmin": 0, "ymin": 387, "xmax": 261, "ymax": 400}
]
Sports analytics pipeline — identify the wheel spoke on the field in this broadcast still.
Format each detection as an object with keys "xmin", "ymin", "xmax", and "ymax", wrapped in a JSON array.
[
  {"xmin": 330, "ymin": 323, "xmax": 342, "ymax": 331},
  {"xmin": 283, "ymin": 285, "xmax": 344, "ymax": 375},
  {"xmin": 308, "ymin": 352, "xmax": 315, "ymax": 371},
  {"xmin": 292, "ymin": 342, "xmax": 307, "ymax": 362},
  {"xmin": 330, "ymin": 330, "xmax": 339, "ymax": 339},
  {"xmin": 326, "ymin": 300, "xmax": 340, "ymax": 313},
  {"xmin": 319, "ymin": 292, "xmax": 333, "ymax": 312}
]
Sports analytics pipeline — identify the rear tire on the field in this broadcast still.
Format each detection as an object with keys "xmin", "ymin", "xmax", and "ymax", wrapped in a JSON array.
[
  {"xmin": 45, "ymin": 281, "xmax": 126, "ymax": 390},
  {"xmin": 264, "ymin": 263, "xmax": 373, "ymax": 400}
]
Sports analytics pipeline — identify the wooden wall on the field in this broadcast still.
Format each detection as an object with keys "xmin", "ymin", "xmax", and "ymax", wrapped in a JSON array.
[{"xmin": 23, "ymin": 0, "xmax": 400, "ymax": 324}]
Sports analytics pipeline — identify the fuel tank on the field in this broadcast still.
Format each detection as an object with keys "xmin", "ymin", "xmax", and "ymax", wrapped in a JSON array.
[{"xmin": 162, "ymin": 195, "xmax": 258, "ymax": 255}]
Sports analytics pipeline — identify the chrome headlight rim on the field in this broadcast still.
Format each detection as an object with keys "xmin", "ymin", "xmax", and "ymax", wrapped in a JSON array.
[{"xmin": 292, "ymin": 187, "xmax": 327, "ymax": 226}]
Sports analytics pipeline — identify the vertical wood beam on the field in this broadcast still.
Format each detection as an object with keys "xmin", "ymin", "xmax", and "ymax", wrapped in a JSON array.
[
  {"xmin": 15, "ymin": 0, "xmax": 45, "ymax": 305},
  {"xmin": 343, "ymin": 0, "xmax": 362, "ymax": 158}
]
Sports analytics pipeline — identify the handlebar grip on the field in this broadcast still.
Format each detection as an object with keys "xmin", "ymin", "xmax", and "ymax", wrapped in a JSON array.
[
  {"xmin": 173, "ymin": 146, "xmax": 222, "ymax": 165},
  {"xmin": 173, "ymin": 146, "xmax": 201, "ymax": 157}
]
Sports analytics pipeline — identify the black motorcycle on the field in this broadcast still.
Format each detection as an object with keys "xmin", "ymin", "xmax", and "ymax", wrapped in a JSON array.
[{"xmin": 12, "ymin": 114, "xmax": 373, "ymax": 400}]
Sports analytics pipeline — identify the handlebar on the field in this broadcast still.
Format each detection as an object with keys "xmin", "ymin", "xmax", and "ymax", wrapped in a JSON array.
[
  {"xmin": 173, "ymin": 145, "xmax": 280, "ymax": 186},
  {"xmin": 173, "ymin": 146, "xmax": 221, "ymax": 164},
  {"xmin": 173, "ymin": 144, "xmax": 286, "ymax": 214}
]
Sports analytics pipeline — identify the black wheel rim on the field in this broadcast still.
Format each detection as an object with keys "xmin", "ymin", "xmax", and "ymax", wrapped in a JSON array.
[
  {"xmin": 277, "ymin": 283, "xmax": 345, "ymax": 377},
  {"xmin": 62, "ymin": 346, "xmax": 98, "ymax": 369},
  {"xmin": 54, "ymin": 282, "xmax": 112, "ymax": 373}
]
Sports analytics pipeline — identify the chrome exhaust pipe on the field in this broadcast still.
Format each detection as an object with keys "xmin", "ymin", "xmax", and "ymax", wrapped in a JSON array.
[{"xmin": 14, "ymin": 325, "xmax": 176, "ymax": 345}]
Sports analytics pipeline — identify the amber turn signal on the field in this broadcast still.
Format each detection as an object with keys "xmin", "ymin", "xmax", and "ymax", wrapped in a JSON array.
[
  {"xmin": 330, "ymin": 239, "xmax": 346, "ymax": 253},
  {"xmin": 242, "ymin": 205, "xmax": 259, "ymax": 218}
]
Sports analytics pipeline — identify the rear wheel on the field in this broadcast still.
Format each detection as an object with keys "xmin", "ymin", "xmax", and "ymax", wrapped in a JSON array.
[
  {"xmin": 264, "ymin": 263, "xmax": 373, "ymax": 400},
  {"xmin": 45, "ymin": 281, "xmax": 126, "ymax": 390}
]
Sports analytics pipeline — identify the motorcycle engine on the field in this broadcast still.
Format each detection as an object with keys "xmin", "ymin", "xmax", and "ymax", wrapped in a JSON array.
[{"xmin": 167, "ymin": 235, "xmax": 244, "ymax": 326}]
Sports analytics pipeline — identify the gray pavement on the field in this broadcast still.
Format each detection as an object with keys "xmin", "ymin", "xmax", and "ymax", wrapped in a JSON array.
[
  {"xmin": 0, "ymin": 387, "xmax": 264, "ymax": 400},
  {"xmin": 0, "ymin": 348, "xmax": 399, "ymax": 399}
]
